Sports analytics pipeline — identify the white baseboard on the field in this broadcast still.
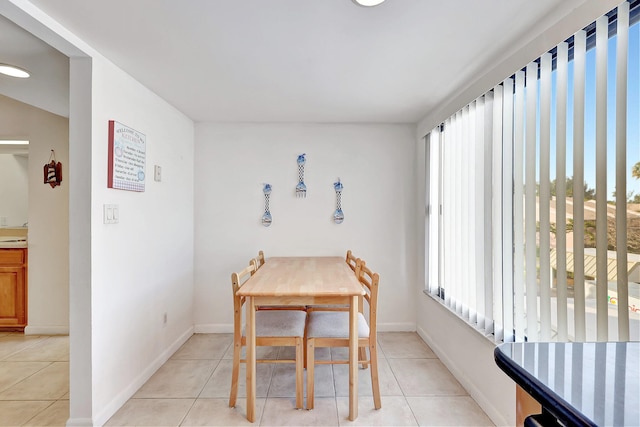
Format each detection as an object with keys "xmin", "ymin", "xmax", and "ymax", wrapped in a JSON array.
[
  {"xmin": 65, "ymin": 417, "xmax": 94, "ymax": 427},
  {"xmin": 194, "ymin": 322, "xmax": 416, "ymax": 334},
  {"xmin": 416, "ymin": 325, "xmax": 510, "ymax": 427},
  {"xmin": 194, "ymin": 323, "xmax": 233, "ymax": 333},
  {"xmin": 377, "ymin": 322, "xmax": 415, "ymax": 332},
  {"xmin": 92, "ymin": 326, "xmax": 194, "ymax": 426},
  {"xmin": 24, "ymin": 325, "xmax": 69, "ymax": 335},
  {"xmin": 195, "ymin": 322, "xmax": 414, "ymax": 334}
]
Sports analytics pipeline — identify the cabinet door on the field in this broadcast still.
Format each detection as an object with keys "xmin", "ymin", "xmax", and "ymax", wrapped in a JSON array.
[{"xmin": 0, "ymin": 266, "xmax": 26, "ymax": 327}]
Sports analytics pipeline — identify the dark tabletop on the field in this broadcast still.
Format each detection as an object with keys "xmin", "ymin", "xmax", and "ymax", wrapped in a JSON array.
[{"xmin": 495, "ymin": 342, "xmax": 639, "ymax": 427}]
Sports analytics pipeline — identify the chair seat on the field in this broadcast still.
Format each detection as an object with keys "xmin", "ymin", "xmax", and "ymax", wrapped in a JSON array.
[
  {"xmin": 306, "ymin": 311, "xmax": 369, "ymax": 339},
  {"xmin": 243, "ymin": 310, "xmax": 306, "ymax": 337}
]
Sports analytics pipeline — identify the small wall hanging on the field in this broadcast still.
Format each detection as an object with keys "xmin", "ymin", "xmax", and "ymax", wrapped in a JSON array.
[
  {"xmin": 333, "ymin": 178, "xmax": 344, "ymax": 224},
  {"xmin": 43, "ymin": 150, "xmax": 62, "ymax": 188},
  {"xmin": 296, "ymin": 153, "xmax": 307, "ymax": 198},
  {"xmin": 261, "ymin": 183, "xmax": 272, "ymax": 227}
]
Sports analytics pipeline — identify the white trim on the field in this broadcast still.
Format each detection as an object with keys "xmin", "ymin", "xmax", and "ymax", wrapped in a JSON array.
[
  {"xmin": 377, "ymin": 322, "xmax": 416, "ymax": 332},
  {"xmin": 194, "ymin": 322, "xmax": 415, "ymax": 334},
  {"xmin": 416, "ymin": 322, "xmax": 511, "ymax": 427},
  {"xmin": 194, "ymin": 323, "xmax": 234, "ymax": 333},
  {"xmin": 92, "ymin": 326, "xmax": 194, "ymax": 427},
  {"xmin": 65, "ymin": 418, "xmax": 93, "ymax": 427},
  {"xmin": 24, "ymin": 325, "xmax": 69, "ymax": 335}
]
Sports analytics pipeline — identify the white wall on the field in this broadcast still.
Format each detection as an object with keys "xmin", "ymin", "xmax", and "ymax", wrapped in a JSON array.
[
  {"xmin": 194, "ymin": 123, "xmax": 417, "ymax": 333},
  {"xmin": 3, "ymin": 3, "xmax": 192, "ymax": 424},
  {"xmin": 88, "ymin": 56, "xmax": 195, "ymax": 425},
  {"xmin": 0, "ymin": 154, "xmax": 28, "ymax": 226},
  {"xmin": 0, "ymin": 94, "xmax": 69, "ymax": 334},
  {"xmin": 416, "ymin": 298, "xmax": 516, "ymax": 426}
]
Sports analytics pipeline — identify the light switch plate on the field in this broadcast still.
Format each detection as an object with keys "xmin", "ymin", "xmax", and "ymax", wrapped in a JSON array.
[
  {"xmin": 103, "ymin": 204, "xmax": 119, "ymax": 224},
  {"xmin": 154, "ymin": 165, "xmax": 162, "ymax": 182}
]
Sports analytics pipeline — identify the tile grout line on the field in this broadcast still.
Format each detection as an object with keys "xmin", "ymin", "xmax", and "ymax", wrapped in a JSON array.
[
  {"xmin": 0, "ymin": 361, "xmax": 56, "ymax": 397},
  {"xmin": 19, "ymin": 399, "xmax": 58, "ymax": 427},
  {"xmin": 177, "ymin": 337, "xmax": 239, "ymax": 426},
  {"xmin": 0, "ymin": 335, "xmax": 49, "ymax": 362}
]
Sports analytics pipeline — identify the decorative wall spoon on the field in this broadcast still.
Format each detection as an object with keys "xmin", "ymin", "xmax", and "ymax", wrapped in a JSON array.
[
  {"xmin": 296, "ymin": 154, "xmax": 307, "ymax": 198},
  {"xmin": 333, "ymin": 179, "xmax": 344, "ymax": 224},
  {"xmin": 262, "ymin": 183, "xmax": 272, "ymax": 227}
]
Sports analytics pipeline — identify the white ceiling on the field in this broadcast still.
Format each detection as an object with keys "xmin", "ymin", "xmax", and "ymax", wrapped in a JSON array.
[
  {"xmin": 0, "ymin": 13, "xmax": 68, "ymax": 118},
  {"xmin": 1, "ymin": 0, "xmax": 589, "ymax": 123}
]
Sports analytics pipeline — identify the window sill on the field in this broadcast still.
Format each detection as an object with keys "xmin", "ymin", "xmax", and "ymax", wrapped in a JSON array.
[{"xmin": 422, "ymin": 289, "xmax": 501, "ymax": 345}]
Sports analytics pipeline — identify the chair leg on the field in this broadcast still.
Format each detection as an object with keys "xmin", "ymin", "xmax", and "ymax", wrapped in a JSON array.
[
  {"xmin": 229, "ymin": 340, "xmax": 241, "ymax": 408},
  {"xmin": 303, "ymin": 328, "xmax": 308, "ymax": 369},
  {"xmin": 369, "ymin": 341, "xmax": 381, "ymax": 409},
  {"xmin": 295, "ymin": 338, "xmax": 303, "ymax": 409},
  {"xmin": 359, "ymin": 346, "xmax": 368, "ymax": 369},
  {"xmin": 306, "ymin": 339, "xmax": 315, "ymax": 410}
]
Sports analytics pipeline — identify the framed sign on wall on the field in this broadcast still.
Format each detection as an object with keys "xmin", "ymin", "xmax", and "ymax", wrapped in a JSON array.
[{"xmin": 107, "ymin": 120, "xmax": 146, "ymax": 192}]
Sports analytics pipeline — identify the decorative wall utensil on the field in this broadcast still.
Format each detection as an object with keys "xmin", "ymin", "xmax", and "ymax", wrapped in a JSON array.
[
  {"xmin": 296, "ymin": 153, "xmax": 307, "ymax": 198},
  {"xmin": 261, "ymin": 183, "xmax": 272, "ymax": 227},
  {"xmin": 333, "ymin": 179, "xmax": 344, "ymax": 224}
]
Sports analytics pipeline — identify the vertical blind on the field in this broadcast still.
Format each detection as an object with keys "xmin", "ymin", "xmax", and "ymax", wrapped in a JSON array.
[{"xmin": 425, "ymin": 1, "xmax": 638, "ymax": 343}]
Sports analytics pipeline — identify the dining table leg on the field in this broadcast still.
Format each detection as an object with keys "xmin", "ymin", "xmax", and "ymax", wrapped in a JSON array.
[
  {"xmin": 246, "ymin": 296, "xmax": 256, "ymax": 422},
  {"xmin": 349, "ymin": 295, "xmax": 358, "ymax": 421}
]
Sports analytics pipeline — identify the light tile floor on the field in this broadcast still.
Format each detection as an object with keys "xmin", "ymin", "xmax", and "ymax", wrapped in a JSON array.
[
  {"xmin": 0, "ymin": 331, "xmax": 494, "ymax": 426},
  {"xmin": 0, "ymin": 332, "xmax": 69, "ymax": 426}
]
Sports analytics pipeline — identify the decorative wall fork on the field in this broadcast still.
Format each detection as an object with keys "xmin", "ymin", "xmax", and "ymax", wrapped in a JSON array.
[
  {"xmin": 296, "ymin": 153, "xmax": 307, "ymax": 198},
  {"xmin": 261, "ymin": 183, "xmax": 272, "ymax": 227},
  {"xmin": 333, "ymin": 178, "xmax": 344, "ymax": 224}
]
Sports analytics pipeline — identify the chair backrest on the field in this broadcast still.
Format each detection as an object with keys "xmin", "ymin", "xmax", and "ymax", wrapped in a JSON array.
[
  {"xmin": 355, "ymin": 259, "xmax": 379, "ymax": 337},
  {"xmin": 250, "ymin": 250, "xmax": 265, "ymax": 275},
  {"xmin": 232, "ymin": 263, "xmax": 257, "ymax": 327},
  {"xmin": 345, "ymin": 250, "xmax": 358, "ymax": 272}
]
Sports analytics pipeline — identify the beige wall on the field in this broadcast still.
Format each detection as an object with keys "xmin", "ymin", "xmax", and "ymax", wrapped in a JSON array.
[
  {"xmin": 0, "ymin": 94, "xmax": 69, "ymax": 334},
  {"xmin": 0, "ymin": 154, "xmax": 28, "ymax": 226}
]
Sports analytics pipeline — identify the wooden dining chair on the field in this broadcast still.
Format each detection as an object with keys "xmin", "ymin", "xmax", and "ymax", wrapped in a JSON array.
[
  {"xmin": 229, "ymin": 262, "xmax": 307, "ymax": 409},
  {"xmin": 345, "ymin": 249, "xmax": 358, "ymax": 272},
  {"xmin": 254, "ymin": 250, "xmax": 265, "ymax": 270},
  {"xmin": 305, "ymin": 259, "xmax": 381, "ymax": 410}
]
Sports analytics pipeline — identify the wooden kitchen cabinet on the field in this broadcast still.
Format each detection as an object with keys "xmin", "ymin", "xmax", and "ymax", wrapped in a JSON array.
[{"xmin": 0, "ymin": 248, "xmax": 27, "ymax": 331}]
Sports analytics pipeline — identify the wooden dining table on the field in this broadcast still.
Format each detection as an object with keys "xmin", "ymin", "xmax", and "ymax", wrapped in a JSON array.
[{"xmin": 236, "ymin": 256, "xmax": 365, "ymax": 422}]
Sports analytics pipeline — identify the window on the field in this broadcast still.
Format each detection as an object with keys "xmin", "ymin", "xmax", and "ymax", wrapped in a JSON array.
[{"xmin": 426, "ymin": 1, "xmax": 640, "ymax": 343}]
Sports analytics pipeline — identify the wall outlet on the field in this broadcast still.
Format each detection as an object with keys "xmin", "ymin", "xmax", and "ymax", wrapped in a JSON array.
[
  {"xmin": 154, "ymin": 165, "xmax": 162, "ymax": 182},
  {"xmin": 0, "ymin": 216, "xmax": 6, "ymax": 226},
  {"xmin": 163, "ymin": 312, "xmax": 167, "ymax": 325}
]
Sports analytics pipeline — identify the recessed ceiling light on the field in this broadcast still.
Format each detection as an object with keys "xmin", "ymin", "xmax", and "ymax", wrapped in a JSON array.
[
  {"xmin": 0, "ymin": 140, "xmax": 29, "ymax": 145},
  {"xmin": 352, "ymin": 0, "xmax": 386, "ymax": 6},
  {"xmin": 0, "ymin": 64, "xmax": 30, "ymax": 78}
]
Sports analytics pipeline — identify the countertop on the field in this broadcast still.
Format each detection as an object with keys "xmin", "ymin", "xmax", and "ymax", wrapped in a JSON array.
[
  {"xmin": 495, "ymin": 342, "xmax": 639, "ymax": 427},
  {"xmin": 0, "ymin": 236, "xmax": 28, "ymax": 248}
]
